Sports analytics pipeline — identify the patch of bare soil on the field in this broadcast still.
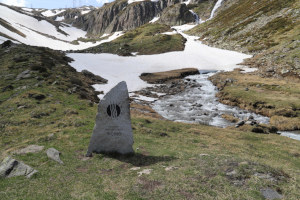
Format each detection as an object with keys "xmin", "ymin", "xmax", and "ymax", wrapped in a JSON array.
[{"xmin": 140, "ymin": 68, "xmax": 199, "ymax": 84}]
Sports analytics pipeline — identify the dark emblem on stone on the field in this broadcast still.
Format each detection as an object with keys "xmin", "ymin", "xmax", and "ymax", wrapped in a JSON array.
[
  {"xmin": 86, "ymin": 81, "xmax": 134, "ymax": 156},
  {"xmin": 107, "ymin": 104, "xmax": 121, "ymax": 118}
]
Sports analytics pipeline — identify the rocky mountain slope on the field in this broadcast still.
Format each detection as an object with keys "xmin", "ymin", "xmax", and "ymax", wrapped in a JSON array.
[
  {"xmin": 71, "ymin": 0, "xmax": 196, "ymax": 36},
  {"xmin": 0, "ymin": 41, "xmax": 106, "ymax": 105},
  {"xmin": 187, "ymin": 0, "xmax": 300, "ymax": 78}
]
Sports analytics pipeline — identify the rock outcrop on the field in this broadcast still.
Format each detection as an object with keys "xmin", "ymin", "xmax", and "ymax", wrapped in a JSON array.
[
  {"xmin": 46, "ymin": 148, "xmax": 64, "ymax": 164},
  {"xmin": 72, "ymin": 0, "xmax": 186, "ymax": 35},
  {"xmin": 0, "ymin": 157, "xmax": 38, "ymax": 178},
  {"xmin": 158, "ymin": 3, "xmax": 195, "ymax": 26}
]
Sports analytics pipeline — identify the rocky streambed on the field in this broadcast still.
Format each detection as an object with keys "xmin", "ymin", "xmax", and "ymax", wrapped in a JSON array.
[
  {"xmin": 139, "ymin": 71, "xmax": 300, "ymax": 141},
  {"xmin": 152, "ymin": 71, "xmax": 269, "ymax": 127}
]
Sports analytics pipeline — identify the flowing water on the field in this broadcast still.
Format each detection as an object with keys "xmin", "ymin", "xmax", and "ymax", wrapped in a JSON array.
[
  {"xmin": 209, "ymin": 0, "xmax": 224, "ymax": 19},
  {"xmin": 279, "ymin": 131, "xmax": 300, "ymax": 141},
  {"xmin": 152, "ymin": 72, "xmax": 300, "ymax": 141},
  {"xmin": 153, "ymin": 72, "xmax": 269, "ymax": 127}
]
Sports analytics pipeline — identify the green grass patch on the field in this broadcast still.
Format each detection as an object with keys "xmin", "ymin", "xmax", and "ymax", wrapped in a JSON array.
[{"xmin": 78, "ymin": 23, "xmax": 186, "ymax": 55}]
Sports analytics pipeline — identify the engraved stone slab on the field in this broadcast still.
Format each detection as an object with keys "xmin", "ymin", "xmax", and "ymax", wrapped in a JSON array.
[{"xmin": 86, "ymin": 81, "xmax": 134, "ymax": 156}]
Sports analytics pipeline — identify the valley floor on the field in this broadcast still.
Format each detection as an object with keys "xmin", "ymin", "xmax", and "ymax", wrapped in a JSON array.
[{"xmin": 1, "ymin": 108, "xmax": 300, "ymax": 199}]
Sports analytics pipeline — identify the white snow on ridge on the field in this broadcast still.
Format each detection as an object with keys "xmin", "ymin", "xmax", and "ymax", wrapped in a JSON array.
[
  {"xmin": 41, "ymin": 9, "xmax": 66, "ymax": 17},
  {"xmin": 0, "ymin": 5, "xmax": 124, "ymax": 50},
  {"xmin": 68, "ymin": 25, "xmax": 252, "ymax": 98},
  {"xmin": 81, "ymin": 10, "xmax": 91, "ymax": 15},
  {"xmin": 22, "ymin": 8, "xmax": 33, "ymax": 12},
  {"xmin": 0, "ymin": 5, "xmax": 83, "ymax": 41},
  {"xmin": 55, "ymin": 16, "xmax": 65, "ymax": 21},
  {"xmin": 149, "ymin": 16, "xmax": 160, "ymax": 23}
]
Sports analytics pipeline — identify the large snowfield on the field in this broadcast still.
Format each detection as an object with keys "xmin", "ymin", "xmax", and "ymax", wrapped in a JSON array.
[
  {"xmin": 0, "ymin": 3, "xmax": 252, "ymax": 96},
  {"xmin": 68, "ymin": 24, "xmax": 252, "ymax": 97},
  {"xmin": 0, "ymin": 4, "xmax": 121, "ymax": 50}
]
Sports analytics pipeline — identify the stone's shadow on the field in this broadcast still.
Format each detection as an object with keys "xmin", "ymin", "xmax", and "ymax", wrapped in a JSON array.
[{"xmin": 101, "ymin": 153, "xmax": 177, "ymax": 167}]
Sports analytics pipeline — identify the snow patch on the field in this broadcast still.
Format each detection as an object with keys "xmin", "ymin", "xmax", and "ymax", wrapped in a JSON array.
[
  {"xmin": 22, "ymin": 8, "xmax": 33, "ymax": 12},
  {"xmin": 55, "ymin": 16, "xmax": 65, "ymax": 21},
  {"xmin": 161, "ymin": 31, "xmax": 177, "ymax": 35},
  {"xmin": 81, "ymin": 10, "xmax": 91, "ymax": 15},
  {"xmin": 149, "ymin": 16, "xmax": 160, "ymax": 23},
  {"xmin": 0, "ymin": 5, "xmax": 124, "ymax": 50},
  {"xmin": 240, "ymin": 67, "xmax": 258, "ymax": 73},
  {"xmin": 101, "ymin": 33, "xmax": 110, "ymax": 38},
  {"xmin": 183, "ymin": 0, "xmax": 192, "ymax": 5},
  {"xmin": 68, "ymin": 26, "xmax": 251, "ymax": 98},
  {"xmin": 41, "ymin": 9, "xmax": 65, "ymax": 17}
]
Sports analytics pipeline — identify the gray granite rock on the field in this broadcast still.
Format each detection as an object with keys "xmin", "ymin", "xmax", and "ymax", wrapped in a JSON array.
[
  {"xmin": 14, "ymin": 145, "xmax": 44, "ymax": 155},
  {"xmin": 260, "ymin": 188, "xmax": 283, "ymax": 199},
  {"xmin": 86, "ymin": 81, "xmax": 134, "ymax": 156},
  {"xmin": 46, "ymin": 148, "xmax": 63, "ymax": 164},
  {"xmin": 16, "ymin": 70, "xmax": 31, "ymax": 80},
  {"xmin": 0, "ymin": 156, "xmax": 38, "ymax": 178}
]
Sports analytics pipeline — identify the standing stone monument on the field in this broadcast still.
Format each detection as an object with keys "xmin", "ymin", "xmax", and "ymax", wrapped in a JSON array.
[{"xmin": 86, "ymin": 81, "xmax": 134, "ymax": 156}]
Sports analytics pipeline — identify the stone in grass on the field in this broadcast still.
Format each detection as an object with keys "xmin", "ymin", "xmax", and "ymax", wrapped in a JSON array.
[
  {"xmin": 260, "ymin": 188, "xmax": 283, "ymax": 200},
  {"xmin": 0, "ymin": 156, "xmax": 38, "ymax": 178},
  {"xmin": 46, "ymin": 148, "xmax": 63, "ymax": 164},
  {"xmin": 86, "ymin": 81, "xmax": 134, "ymax": 156},
  {"xmin": 14, "ymin": 145, "xmax": 44, "ymax": 155},
  {"xmin": 16, "ymin": 70, "xmax": 31, "ymax": 80},
  {"xmin": 165, "ymin": 166, "xmax": 178, "ymax": 171},
  {"xmin": 138, "ymin": 169, "xmax": 152, "ymax": 177}
]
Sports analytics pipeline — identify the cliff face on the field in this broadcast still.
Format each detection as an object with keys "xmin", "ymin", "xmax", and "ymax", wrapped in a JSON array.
[
  {"xmin": 158, "ymin": 3, "xmax": 195, "ymax": 26},
  {"xmin": 71, "ymin": 0, "xmax": 187, "ymax": 36}
]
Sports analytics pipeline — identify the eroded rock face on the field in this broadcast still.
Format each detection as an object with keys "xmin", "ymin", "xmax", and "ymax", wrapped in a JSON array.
[
  {"xmin": 158, "ymin": 3, "xmax": 195, "ymax": 26},
  {"xmin": 72, "ymin": 0, "xmax": 181, "ymax": 35},
  {"xmin": 86, "ymin": 81, "xmax": 134, "ymax": 156},
  {"xmin": 0, "ymin": 157, "xmax": 38, "ymax": 178}
]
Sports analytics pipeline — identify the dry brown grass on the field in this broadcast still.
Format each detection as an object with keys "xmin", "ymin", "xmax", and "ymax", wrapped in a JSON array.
[
  {"xmin": 221, "ymin": 114, "xmax": 239, "ymax": 123},
  {"xmin": 270, "ymin": 115, "xmax": 300, "ymax": 131},
  {"xmin": 130, "ymin": 103, "xmax": 163, "ymax": 119},
  {"xmin": 210, "ymin": 70, "xmax": 300, "ymax": 130}
]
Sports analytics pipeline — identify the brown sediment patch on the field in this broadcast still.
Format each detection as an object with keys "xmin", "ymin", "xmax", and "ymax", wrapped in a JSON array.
[
  {"xmin": 130, "ymin": 103, "xmax": 163, "ymax": 119},
  {"xmin": 140, "ymin": 68, "xmax": 199, "ymax": 84},
  {"xmin": 221, "ymin": 114, "xmax": 239, "ymax": 123}
]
